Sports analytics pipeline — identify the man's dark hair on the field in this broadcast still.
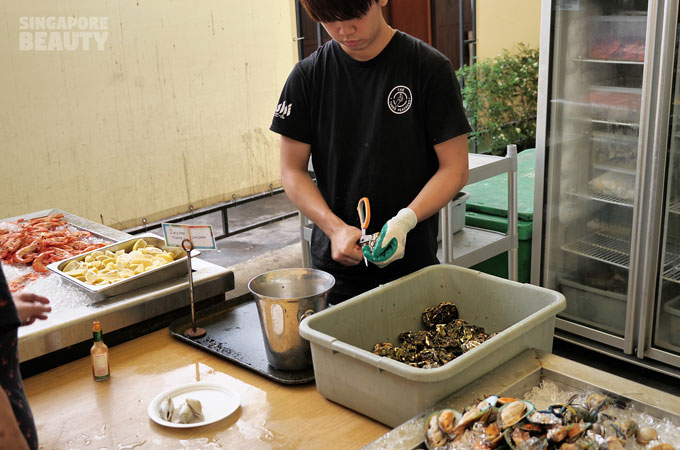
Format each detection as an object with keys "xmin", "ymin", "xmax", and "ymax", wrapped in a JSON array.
[{"xmin": 300, "ymin": 0, "xmax": 379, "ymax": 23}]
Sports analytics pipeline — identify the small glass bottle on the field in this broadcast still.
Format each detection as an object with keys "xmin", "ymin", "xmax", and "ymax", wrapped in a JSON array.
[{"xmin": 90, "ymin": 320, "xmax": 110, "ymax": 381}]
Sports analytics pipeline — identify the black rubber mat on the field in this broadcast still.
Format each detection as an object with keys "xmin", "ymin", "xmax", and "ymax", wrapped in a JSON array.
[{"xmin": 169, "ymin": 298, "xmax": 315, "ymax": 385}]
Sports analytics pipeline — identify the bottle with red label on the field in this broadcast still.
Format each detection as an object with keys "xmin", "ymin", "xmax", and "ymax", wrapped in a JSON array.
[{"xmin": 90, "ymin": 320, "xmax": 110, "ymax": 381}]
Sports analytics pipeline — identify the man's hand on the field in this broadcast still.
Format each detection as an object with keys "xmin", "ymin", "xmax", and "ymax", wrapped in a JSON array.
[
  {"xmin": 329, "ymin": 224, "xmax": 364, "ymax": 266},
  {"xmin": 363, "ymin": 208, "xmax": 417, "ymax": 268},
  {"xmin": 14, "ymin": 293, "xmax": 51, "ymax": 326}
]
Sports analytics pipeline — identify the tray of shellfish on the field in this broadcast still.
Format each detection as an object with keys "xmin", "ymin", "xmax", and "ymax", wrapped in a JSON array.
[
  {"xmin": 46, "ymin": 233, "xmax": 198, "ymax": 301},
  {"xmin": 420, "ymin": 393, "xmax": 678, "ymax": 450},
  {"xmin": 364, "ymin": 350, "xmax": 680, "ymax": 450}
]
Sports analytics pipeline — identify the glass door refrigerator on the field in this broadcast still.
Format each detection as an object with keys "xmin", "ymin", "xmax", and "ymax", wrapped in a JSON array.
[{"xmin": 532, "ymin": 0, "xmax": 680, "ymax": 376}]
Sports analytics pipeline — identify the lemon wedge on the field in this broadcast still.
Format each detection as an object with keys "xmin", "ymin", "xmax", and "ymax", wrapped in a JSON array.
[
  {"xmin": 133, "ymin": 239, "xmax": 147, "ymax": 251},
  {"xmin": 85, "ymin": 269, "xmax": 98, "ymax": 284}
]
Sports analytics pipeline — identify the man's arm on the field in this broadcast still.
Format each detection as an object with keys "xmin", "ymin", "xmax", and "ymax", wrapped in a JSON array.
[
  {"xmin": 361, "ymin": 134, "xmax": 469, "ymax": 267},
  {"xmin": 406, "ymin": 134, "xmax": 469, "ymax": 222},
  {"xmin": 279, "ymin": 135, "xmax": 364, "ymax": 266}
]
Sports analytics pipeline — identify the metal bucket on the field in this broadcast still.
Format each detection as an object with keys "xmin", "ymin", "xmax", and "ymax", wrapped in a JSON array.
[{"xmin": 248, "ymin": 268, "xmax": 334, "ymax": 371}]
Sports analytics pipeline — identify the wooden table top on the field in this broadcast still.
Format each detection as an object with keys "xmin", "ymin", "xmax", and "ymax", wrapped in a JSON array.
[{"xmin": 23, "ymin": 328, "xmax": 390, "ymax": 450}]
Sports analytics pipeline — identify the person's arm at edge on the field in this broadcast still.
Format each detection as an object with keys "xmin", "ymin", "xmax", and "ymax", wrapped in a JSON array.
[
  {"xmin": 280, "ymin": 135, "xmax": 364, "ymax": 266},
  {"xmin": 406, "ymin": 134, "xmax": 469, "ymax": 222},
  {"xmin": 0, "ymin": 388, "xmax": 29, "ymax": 450}
]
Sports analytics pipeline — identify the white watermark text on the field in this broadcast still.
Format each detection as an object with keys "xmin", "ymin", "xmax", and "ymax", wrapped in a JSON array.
[{"xmin": 19, "ymin": 16, "xmax": 110, "ymax": 51}]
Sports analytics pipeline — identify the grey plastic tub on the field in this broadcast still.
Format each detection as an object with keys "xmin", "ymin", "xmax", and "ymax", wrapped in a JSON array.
[
  {"xmin": 559, "ymin": 277, "xmax": 626, "ymax": 335},
  {"xmin": 449, "ymin": 191, "xmax": 470, "ymax": 234},
  {"xmin": 298, "ymin": 264, "xmax": 566, "ymax": 427},
  {"xmin": 437, "ymin": 191, "xmax": 469, "ymax": 241},
  {"xmin": 664, "ymin": 296, "xmax": 680, "ymax": 347}
]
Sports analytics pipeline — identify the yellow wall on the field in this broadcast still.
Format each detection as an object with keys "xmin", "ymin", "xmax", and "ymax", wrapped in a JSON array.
[
  {"xmin": 476, "ymin": 0, "xmax": 541, "ymax": 60},
  {"xmin": 0, "ymin": 1, "xmax": 298, "ymax": 229}
]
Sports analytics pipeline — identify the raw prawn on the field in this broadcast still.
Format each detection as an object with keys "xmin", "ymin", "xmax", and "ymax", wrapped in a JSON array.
[
  {"xmin": 0, "ymin": 233, "xmax": 24, "ymax": 260},
  {"xmin": 32, "ymin": 251, "xmax": 55, "ymax": 273},
  {"xmin": 8, "ymin": 273, "xmax": 41, "ymax": 292},
  {"xmin": 0, "ymin": 213, "xmax": 111, "ymax": 292},
  {"xmin": 13, "ymin": 239, "xmax": 42, "ymax": 263}
]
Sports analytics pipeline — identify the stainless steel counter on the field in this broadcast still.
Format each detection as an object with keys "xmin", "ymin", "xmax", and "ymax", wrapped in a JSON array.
[{"xmin": 3, "ymin": 209, "xmax": 234, "ymax": 362}]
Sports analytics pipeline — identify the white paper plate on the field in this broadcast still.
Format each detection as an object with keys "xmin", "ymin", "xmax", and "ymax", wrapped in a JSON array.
[{"xmin": 147, "ymin": 382, "xmax": 241, "ymax": 428}]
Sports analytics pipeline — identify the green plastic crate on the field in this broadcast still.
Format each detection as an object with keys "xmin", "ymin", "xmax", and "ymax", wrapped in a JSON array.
[
  {"xmin": 466, "ymin": 212, "xmax": 532, "ymax": 283},
  {"xmin": 465, "ymin": 148, "xmax": 535, "ymax": 282}
]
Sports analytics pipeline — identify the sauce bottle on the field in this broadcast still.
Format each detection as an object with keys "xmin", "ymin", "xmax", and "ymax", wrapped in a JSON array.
[{"xmin": 90, "ymin": 320, "xmax": 110, "ymax": 381}]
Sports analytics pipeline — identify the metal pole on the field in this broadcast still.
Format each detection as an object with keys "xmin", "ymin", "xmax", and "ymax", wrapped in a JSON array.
[
  {"xmin": 506, "ymin": 145, "xmax": 519, "ymax": 281},
  {"xmin": 459, "ymin": 0, "xmax": 464, "ymax": 70},
  {"xmin": 294, "ymin": 0, "xmax": 305, "ymax": 60},
  {"xmin": 182, "ymin": 239, "xmax": 205, "ymax": 339}
]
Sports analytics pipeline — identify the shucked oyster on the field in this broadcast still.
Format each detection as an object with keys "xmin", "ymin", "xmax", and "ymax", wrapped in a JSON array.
[
  {"xmin": 185, "ymin": 397, "xmax": 204, "ymax": 421},
  {"xmin": 161, "ymin": 397, "xmax": 204, "ymax": 424},
  {"xmin": 158, "ymin": 397, "xmax": 174, "ymax": 421},
  {"xmin": 172, "ymin": 402, "xmax": 194, "ymax": 424}
]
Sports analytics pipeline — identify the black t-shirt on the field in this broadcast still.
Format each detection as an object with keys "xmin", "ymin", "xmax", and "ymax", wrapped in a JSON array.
[
  {"xmin": 0, "ymin": 268, "xmax": 38, "ymax": 450},
  {"xmin": 271, "ymin": 30, "xmax": 471, "ymax": 301}
]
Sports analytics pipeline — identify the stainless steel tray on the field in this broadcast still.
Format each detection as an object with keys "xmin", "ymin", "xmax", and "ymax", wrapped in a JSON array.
[
  {"xmin": 363, "ymin": 350, "xmax": 680, "ymax": 450},
  {"xmin": 47, "ymin": 233, "xmax": 193, "ymax": 301}
]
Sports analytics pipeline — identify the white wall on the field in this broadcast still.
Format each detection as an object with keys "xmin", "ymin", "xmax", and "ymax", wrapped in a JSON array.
[{"xmin": 0, "ymin": 0, "xmax": 298, "ymax": 229}]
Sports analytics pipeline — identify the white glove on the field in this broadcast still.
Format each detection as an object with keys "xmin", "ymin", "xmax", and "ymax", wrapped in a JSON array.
[{"xmin": 363, "ymin": 208, "xmax": 417, "ymax": 268}]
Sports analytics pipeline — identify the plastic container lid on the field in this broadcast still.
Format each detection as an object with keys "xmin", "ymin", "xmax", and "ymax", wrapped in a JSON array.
[{"xmin": 465, "ymin": 148, "xmax": 535, "ymax": 221}]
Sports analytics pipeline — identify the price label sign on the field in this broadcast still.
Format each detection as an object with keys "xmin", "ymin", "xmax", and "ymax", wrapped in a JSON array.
[{"xmin": 161, "ymin": 223, "xmax": 217, "ymax": 250}]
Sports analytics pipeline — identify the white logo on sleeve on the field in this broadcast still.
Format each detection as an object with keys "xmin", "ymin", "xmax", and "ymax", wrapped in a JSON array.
[
  {"xmin": 274, "ymin": 100, "xmax": 293, "ymax": 119},
  {"xmin": 387, "ymin": 85, "xmax": 412, "ymax": 114}
]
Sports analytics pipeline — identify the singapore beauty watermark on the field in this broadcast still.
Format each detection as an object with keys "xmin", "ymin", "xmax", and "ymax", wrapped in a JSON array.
[{"xmin": 19, "ymin": 16, "xmax": 109, "ymax": 51}]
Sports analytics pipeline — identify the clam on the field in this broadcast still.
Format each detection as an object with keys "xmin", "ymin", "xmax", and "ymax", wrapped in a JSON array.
[
  {"xmin": 649, "ymin": 444, "xmax": 676, "ymax": 450},
  {"xmin": 451, "ymin": 395, "xmax": 499, "ymax": 436},
  {"xmin": 547, "ymin": 423, "xmax": 591, "ymax": 443},
  {"xmin": 527, "ymin": 410, "xmax": 562, "ymax": 426},
  {"xmin": 496, "ymin": 400, "xmax": 535, "ymax": 429},
  {"xmin": 484, "ymin": 422, "xmax": 505, "ymax": 448},
  {"xmin": 599, "ymin": 437, "xmax": 626, "ymax": 450},
  {"xmin": 504, "ymin": 426, "xmax": 531, "ymax": 448},
  {"xmin": 424, "ymin": 411, "xmax": 448, "ymax": 450},
  {"xmin": 618, "ymin": 419, "xmax": 638, "ymax": 439},
  {"xmin": 585, "ymin": 393, "xmax": 610, "ymax": 412},
  {"xmin": 437, "ymin": 409, "xmax": 462, "ymax": 435},
  {"xmin": 636, "ymin": 426, "xmax": 658, "ymax": 445}
]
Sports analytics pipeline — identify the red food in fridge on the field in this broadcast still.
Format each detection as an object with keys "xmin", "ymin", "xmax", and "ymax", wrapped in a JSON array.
[
  {"xmin": 587, "ymin": 91, "xmax": 641, "ymax": 110},
  {"xmin": 590, "ymin": 40, "xmax": 621, "ymax": 59}
]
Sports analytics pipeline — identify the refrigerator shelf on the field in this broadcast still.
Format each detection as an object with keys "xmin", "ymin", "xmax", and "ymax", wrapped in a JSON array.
[
  {"xmin": 590, "ymin": 118, "xmax": 640, "ymax": 128},
  {"xmin": 669, "ymin": 199, "xmax": 680, "ymax": 215},
  {"xmin": 574, "ymin": 57, "xmax": 644, "ymax": 66},
  {"xmin": 561, "ymin": 232, "xmax": 630, "ymax": 269},
  {"xmin": 562, "ymin": 232, "xmax": 680, "ymax": 277},
  {"xmin": 568, "ymin": 116, "xmax": 640, "ymax": 129},
  {"xmin": 665, "ymin": 265, "xmax": 680, "ymax": 285},
  {"xmin": 591, "ymin": 163, "xmax": 636, "ymax": 176},
  {"xmin": 566, "ymin": 190, "xmax": 633, "ymax": 207}
]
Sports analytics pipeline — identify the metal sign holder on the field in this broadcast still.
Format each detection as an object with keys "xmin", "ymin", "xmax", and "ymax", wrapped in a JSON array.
[{"xmin": 181, "ymin": 238, "xmax": 206, "ymax": 339}]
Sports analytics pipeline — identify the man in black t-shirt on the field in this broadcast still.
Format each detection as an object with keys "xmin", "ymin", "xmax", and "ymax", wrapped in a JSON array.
[{"xmin": 271, "ymin": 0, "xmax": 470, "ymax": 303}]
